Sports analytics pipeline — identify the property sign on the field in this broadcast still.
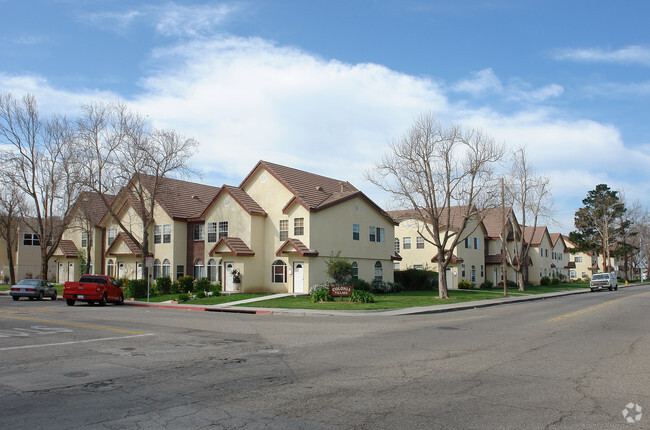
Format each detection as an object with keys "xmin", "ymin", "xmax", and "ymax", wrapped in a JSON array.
[
  {"xmin": 145, "ymin": 257, "xmax": 153, "ymax": 268},
  {"xmin": 329, "ymin": 285, "xmax": 353, "ymax": 297}
]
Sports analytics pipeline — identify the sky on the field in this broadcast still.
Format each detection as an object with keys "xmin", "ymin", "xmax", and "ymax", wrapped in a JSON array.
[{"xmin": 2, "ymin": 0, "xmax": 650, "ymax": 234}]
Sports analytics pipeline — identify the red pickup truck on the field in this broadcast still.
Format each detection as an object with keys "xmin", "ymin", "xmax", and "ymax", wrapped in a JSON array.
[{"xmin": 63, "ymin": 274, "xmax": 124, "ymax": 306}]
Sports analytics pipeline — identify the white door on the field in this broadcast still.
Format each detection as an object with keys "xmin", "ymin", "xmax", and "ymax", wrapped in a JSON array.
[
  {"xmin": 58, "ymin": 263, "xmax": 65, "ymax": 283},
  {"xmin": 294, "ymin": 263, "xmax": 304, "ymax": 293},
  {"xmin": 493, "ymin": 268, "xmax": 498, "ymax": 287},
  {"xmin": 446, "ymin": 268, "xmax": 453, "ymax": 290},
  {"xmin": 68, "ymin": 263, "xmax": 74, "ymax": 281},
  {"xmin": 137, "ymin": 263, "xmax": 143, "ymax": 280},
  {"xmin": 225, "ymin": 263, "xmax": 234, "ymax": 292},
  {"xmin": 118, "ymin": 262, "xmax": 126, "ymax": 279}
]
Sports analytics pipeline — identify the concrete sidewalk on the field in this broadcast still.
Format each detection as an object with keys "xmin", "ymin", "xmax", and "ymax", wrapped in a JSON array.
[{"xmin": 123, "ymin": 287, "xmax": 610, "ymax": 316}]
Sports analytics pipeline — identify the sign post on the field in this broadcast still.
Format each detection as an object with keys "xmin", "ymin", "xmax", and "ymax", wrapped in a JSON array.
[{"xmin": 145, "ymin": 257, "xmax": 153, "ymax": 302}]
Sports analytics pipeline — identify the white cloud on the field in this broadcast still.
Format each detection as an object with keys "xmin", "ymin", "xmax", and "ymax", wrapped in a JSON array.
[
  {"xmin": 453, "ymin": 68, "xmax": 503, "ymax": 94},
  {"xmin": 453, "ymin": 69, "xmax": 563, "ymax": 103},
  {"xmin": 84, "ymin": 10, "xmax": 142, "ymax": 33},
  {"xmin": 153, "ymin": 3, "xmax": 237, "ymax": 37},
  {"xmin": 552, "ymin": 45, "xmax": 650, "ymax": 66}
]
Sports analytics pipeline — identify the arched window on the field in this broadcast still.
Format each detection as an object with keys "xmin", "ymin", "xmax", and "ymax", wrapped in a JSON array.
[
  {"xmin": 471, "ymin": 265, "xmax": 476, "ymax": 283},
  {"xmin": 194, "ymin": 259, "xmax": 204, "ymax": 279},
  {"xmin": 153, "ymin": 259, "xmax": 161, "ymax": 279},
  {"xmin": 374, "ymin": 261, "xmax": 383, "ymax": 281},
  {"xmin": 207, "ymin": 258, "xmax": 217, "ymax": 282},
  {"xmin": 162, "ymin": 259, "xmax": 171, "ymax": 278},
  {"xmin": 271, "ymin": 260, "xmax": 287, "ymax": 283},
  {"xmin": 352, "ymin": 261, "xmax": 358, "ymax": 279},
  {"xmin": 107, "ymin": 259, "xmax": 115, "ymax": 278}
]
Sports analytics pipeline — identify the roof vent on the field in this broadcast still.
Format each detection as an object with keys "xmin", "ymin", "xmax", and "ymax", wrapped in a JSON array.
[
  {"xmin": 339, "ymin": 182, "xmax": 344, "ymax": 192},
  {"xmin": 191, "ymin": 195, "xmax": 199, "ymax": 199},
  {"xmin": 315, "ymin": 186, "xmax": 324, "ymax": 191}
]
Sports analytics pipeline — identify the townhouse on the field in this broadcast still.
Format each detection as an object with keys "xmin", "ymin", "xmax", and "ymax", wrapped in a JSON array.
[
  {"xmin": 0, "ymin": 219, "xmax": 56, "ymax": 282},
  {"xmin": 56, "ymin": 161, "xmax": 397, "ymax": 292},
  {"xmin": 388, "ymin": 207, "xmax": 487, "ymax": 289},
  {"xmin": 482, "ymin": 207, "xmax": 519, "ymax": 286}
]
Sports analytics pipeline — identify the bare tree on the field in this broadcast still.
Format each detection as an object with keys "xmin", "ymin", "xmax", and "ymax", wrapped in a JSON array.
[
  {"xmin": 0, "ymin": 93, "xmax": 82, "ymax": 280},
  {"xmin": 503, "ymin": 147, "xmax": 553, "ymax": 291},
  {"xmin": 76, "ymin": 101, "xmax": 197, "ymax": 279},
  {"xmin": 630, "ymin": 208, "xmax": 650, "ymax": 280},
  {"xmin": 0, "ymin": 183, "xmax": 25, "ymax": 284},
  {"xmin": 367, "ymin": 113, "xmax": 504, "ymax": 299}
]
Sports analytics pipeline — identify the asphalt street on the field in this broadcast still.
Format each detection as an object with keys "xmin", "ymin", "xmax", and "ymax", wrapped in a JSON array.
[{"xmin": 0, "ymin": 285, "xmax": 648, "ymax": 429}]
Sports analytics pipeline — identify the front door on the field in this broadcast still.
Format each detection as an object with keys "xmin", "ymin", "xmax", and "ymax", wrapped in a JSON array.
[
  {"xmin": 446, "ymin": 268, "xmax": 453, "ymax": 290},
  {"xmin": 68, "ymin": 262, "xmax": 74, "ymax": 281},
  {"xmin": 118, "ymin": 262, "xmax": 126, "ymax": 279},
  {"xmin": 493, "ymin": 267, "xmax": 498, "ymax": 287},
  {"xmin": 58, "ymin": 263, "xmax": 65, "ymax": 283},
  {"xmin": 225, "ymin": 262, "xmax": 234, "ymax": 292},
  {"xmin": 293, "ymin": 263, "xmax": 304, "ymax": 293}
]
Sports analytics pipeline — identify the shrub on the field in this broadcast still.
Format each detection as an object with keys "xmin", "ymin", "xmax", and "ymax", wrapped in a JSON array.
[
  {"xmin": 326, "ymin": 252, "xmax": 353, "ymax": 285},
  {"xmin": 394, "ymin": 269, "xmax": 438, "ymax": 291},
  {"xmin": 155, "ymin": 276, "xmax": 172, "ymax": 295},
  {"xmin": 210, "ymin": 282, "xmax": 222, "ymax": 297},
  {"xmin": 540, "ymin": 276, "xmax": 551, "ymax": 286},
  {"xmin": 171, "ymin": 280, "xmax": 181, "ymax": 294},
  {"xmin": 480, "ymin": 280, "xmax": 494, "ymax": 289},
  {"xmin": 458, "ymin": 280, "xmax": 476, "ymax": 289},
  {"xmin": 178, "ymin": 276, "xmax": 195, "ymax": 293},
  {"xmin": 177, "ymin": 293, "xmax": 190, "ymax": 302},
  {"xmin": 310, "ymin": 285, "xmax": 333, "ymax": 302},
  {"xmin": 551, "ymin": 277, "xmax": 560, "ymax": 285},
  {"xmin": 349, "ymin": 290, "xmax": 375, "ymax": 303},
  {"xmin": 350, "ymin": 278, "xmax": 371, "ymax": 292},
  {"xmin": 370, "ymin": 279, "xmax": 391, "ymax": 293},
  {"xmin": 195, "ymin": 277, "xmax": 211, "ymax": 292},
  {"xmin": 125, "ymin": 279, "xmax": 148, "ymax": 298},
  {"xmin": 195, "ymin": 290, "xmax": 206, "ymax": 299}
]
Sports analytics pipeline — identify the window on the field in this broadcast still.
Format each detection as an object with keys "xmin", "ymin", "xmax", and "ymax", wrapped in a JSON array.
[
  {"xmin": 193, "ymin": 224, "xmax": 204, "ymax": 241},
  {"xmin": 207, "ymin": 259, "xmax": 217, "ymax": 282},
  {"xmin": 471, "ymin": 266, "xmax": 476, "ymax": 283},
  {"xmin": 394, "ymin": 263, "xmax": 401, "ymax": 270},
  {"xmin": 369, "ymin": 226, "xmax": 385, "ymax": 243},
  {"xmin": 162, "ymin": 259, "xmax": 171, "ymax": 278},
  {"xmin": 207, "ymin": 222, "xmax": 217, "ymax": 243},
  {"xmin": 465, "ymin": 237, "xmax": 470, "ymax": 249},
  {"xmin": 394, "ymin": 238, "xmax": 400, "ymax": 253},
  {"xmin": 474, "ymin": 237, "xmax": 480, "ymax": 250},
  {"xmin": 272, "ymin": 260, "xmax": 287, "ymax": 283},
  {"xmin": 153, "ymin": 259, "xmax": 161, "ymax": 279},
  {"xmin": 163, "ymin": 225, "xmax": 171, "ymax": 244},
  {"xmin": 107, "ymin": 229, "xmax": 116, "ymax": 246},
  {"xmin": 481, "ymin": 265, "xmax": 484, "ymax": 277},
  {"xmin": 294, "ymin": 218, "xmax": 304, "ymax": 236},
  {"xmin": 575, "ymin": 256, "xmax": 582, "ymax": 263},
  {"xmin": 352, "ymin": 261, "xmax": 358, "ymax": 279},
  {"xmin": 279, "ymin": 220, "xmax": 289, "ymax": 241},
  {"xmin": 194, "ymin": 259, "xmax": 205, "ymax": 279},
  {"xmin": 154, "ymin": 225, "xmax": 162, "ymax": 244},
  {"xmin": 403, "ymin": 237, "xmax": 411, "ymax": 250},
  {"xmin": 218, "ymin": 221, "xmax": 228, "ymax": 240},
  {"xmin": 81, "ymin": 231, "xmax": 88, "ymax": 248},
  {"xmin": 416, "ymin": 237, "xmax": 425, "ymax": 249},
  {"xmin": 462, "ymin": 264, "xmax": 466, "ymax": 278},
  {"xmin": 414, "ymin": 265, "xmax": 424, "ymax": 270},
  {"xmin": 176, "ymin": 265, "xmax": 184, "ymax": 279},
  {"xmin": 374, "ymin": 261, "xmax": 383, "ymax": 280},
  {"xmin": 107, "ymin": 259, "xmax": 115, "ymax": 278},
  {"xmin": 23, "ymin": 233, "xmax": 40, "ymax": 246},
  {"xmin": 353, "ymin": 224, "xmax": 360, "ymax": 240}
]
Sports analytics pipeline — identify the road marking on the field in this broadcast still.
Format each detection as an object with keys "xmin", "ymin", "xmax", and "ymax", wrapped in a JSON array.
[
  {"xmin": 0, "ymin": 314, "xmax": 150, "ymax": 335},
  {"xmin": 549, "ymin": 291, "xmax": 650, "ymax": 322},
  {"xmin": 0, "ymin": 333, "xmax": 153, "ymax": 351}
]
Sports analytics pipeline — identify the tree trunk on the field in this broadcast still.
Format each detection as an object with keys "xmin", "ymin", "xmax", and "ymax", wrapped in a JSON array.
[
  {"xmin": 5, "ymin": 243, "xmax": 15, "ymax": 285},
  {"xmin": 40, "ymin": 245, "xmax": 48, "ymax": 281},
  {"xmin": 437, "ymin": 257, "xmax": 449, "ymax": 299}
]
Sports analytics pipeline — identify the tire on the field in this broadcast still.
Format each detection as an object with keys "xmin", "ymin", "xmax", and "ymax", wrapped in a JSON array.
[
  {"xmin": 615, "ymin": 285, "xmax": 618, "ymax": 291},
  {"xmin": 12, "ymin": 296, "xmax": 19, "ymax": 301},
  {"xmin": 116, "ymin": 294, "xmax": 124, "ymax": 305},
  {"xmin": 38, "ymin": 291, "xmax": 43, "ymax": 301},
  {"xmin": 99, "ymin": 294, "xmax": 107, "ymax": 306},
  {"xmin": 66, "ymin": 298, "xmax": 75, "ymax": 306},
  {"xmin": 608, "ymin": 286, "xmax": 613, "ymax": 291},
  {"xmin": 51, "ymin": 291, "xmax": 57, "ymax": 301},
  {"xmin": 590, "ymin": 288, "xmax": 595, "ymax": 292}
]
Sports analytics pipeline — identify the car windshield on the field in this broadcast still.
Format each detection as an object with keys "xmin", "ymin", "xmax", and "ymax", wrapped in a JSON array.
[
  {"xmin": 18, "ymin": 279, "xmax": 40, "ymax": 286},
  {"xmin": 592, "ymin": 274, "xmax": 609, "ymax": 280}
]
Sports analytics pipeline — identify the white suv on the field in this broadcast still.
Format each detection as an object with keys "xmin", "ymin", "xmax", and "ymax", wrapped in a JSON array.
[{"xmin": 590, "ymin": 273, "xmax": 618, "ymax": 292}]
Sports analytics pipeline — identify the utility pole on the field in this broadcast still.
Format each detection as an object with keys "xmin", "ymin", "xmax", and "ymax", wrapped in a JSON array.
[{"xmin": 501, "ymin": 177, "xmax": 507, "ymax": 297}]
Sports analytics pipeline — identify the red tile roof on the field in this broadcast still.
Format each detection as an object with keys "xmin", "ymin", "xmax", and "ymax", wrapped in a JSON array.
[
  {"xmin": 105, "ymin": 232, "xmax": 149, "ymax": 257},
  {"xmin": 524, "ymin": 225, "xmax": 549, "ymax": 246},
  {"xmin": 201, "ymin": 185, "xmax": 267, "ymax": 219},
  {"xmin": 54, "ymin": 240, "xmax": 78, "ymax": 258},
  {"xmin": 388, "ymin": 206, "xmax": 475, "ymax": 232},
  {"xmin": 275, "ymin": 238, "xmax": 319, "ymax": 257},
  {"xmin": 209, "ymin": 237, "xmax": 255, "ymax": 257},
  {"xmin": 73, "ymin": 192, "xmax": 116, "ymax": 227}
]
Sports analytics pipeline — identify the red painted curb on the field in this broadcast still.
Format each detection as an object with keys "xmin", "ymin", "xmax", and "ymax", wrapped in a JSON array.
[
  {"xmin": 125, "ymin": 301, "xmax": 273, "ymax": 315},
  {"xmin": 126, "ymin": 302, "xmax": 207, "ymax": 312}
]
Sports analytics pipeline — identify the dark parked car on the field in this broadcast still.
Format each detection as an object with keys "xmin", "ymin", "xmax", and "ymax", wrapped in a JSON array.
[{"xmin": 10, "ymin": 279, "xmax": 58, "ymax": 301}]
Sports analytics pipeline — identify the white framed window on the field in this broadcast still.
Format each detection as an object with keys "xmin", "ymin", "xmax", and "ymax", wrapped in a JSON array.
[
  {"xmin": 23, "ymin": 233, "xmax": 40, "ymax": 246},
  {"xmin": 474, "ymin": 237, "xmax": 480, "ymax": 250},
  {"xmin": 207, "ymin": 258, "xmax": 217, "ymax": 282},
  {"xmin": 394, "ymin": 238, "xmax": 400, "ymax": 253},
  {"xmin": 369, "ymin": 226, "xmax": 376, "ymax": 242},
  {"xmin": 154, "ymin": 225, "xmax": 162, "ymax": 244},
  {"xmin": 279, "ymin": 220, "xmax": 289, "ymax": 241},
  {"xmin": 575, "ymin": 256, "xmax": 582, "ymax": 263},
  {"xmin": 462, "ymin": 264, "xmax": 466, "ymax": 278},
  {"xmin": 353, "ymin": 224, "xmax": 360, "ymax": 240},
  {"xmin": 414, "ymin": 265, "xmax": 424, "ymax": 270},
  {"xmin": 394, "ymin": 263, "xmax": 401, "ymax": 270},
  {"xmin": 163, "ymin": 225, "xmax": 171, "ymax": 244},
  {"xmin": 272, "ymin": 260, "xmax": 287, "ymax": 283},
  {"xmin": 218, "ymin": 221, "xmax": 228, "ymax": 240},
  {"xmin": 374, "ymin": 261, "xmax": 383, "ymax": 280},
  {"xmin": 294, "ymin": 218, "xmax": 304, "ymax": 236},
  {"xmin": 471, "ymin": 265, "xmax": 476, "ymax": 283},
  {"xmin": 352, "ymin": 261, "xmax": 358, "ymax": 279},
  {"xmin": 194, "ymin": 259, "xmax": 205, "ymax": 279},
  {"xmin": 403, "ymin": 237, "xmax": 411, "ymax": 250},
  {"xmin": 107, "ymin": 228, "xmax": 116, "ymax": 246},
  {"xmin": 207, "ymin": 222, "xmax": 217, "ymax": 243},
  {"xmin": 153, "ymin": 259, "xmax": 161, "ymax": 279},
  {"xmin": 369, "ymin": 226, "xmax": 384, "ymax": 243},
  {"xmin": 193, "ymin": 224, "xmax": 204, "ymax": 241},
  {"xmin": 107, "ymin": 259, "xmax": 115, "ymax": 278},
  {"xmin": 162, "ymin": 259, "xmax": 171, "ymax": 278},
  {"xmin": 480, "ymin": 264, "xmax": 484, "ymax": 277},
  {"xmin": 81, "ymin": 231, "xmax": 88, "ymax": 248},
  {"xmin": 416, "ymin": 237, "xmax": 425, "ymax": 249},
  {"xmin": 176, "ymin": 265, "xmax": 184, "ymax": 279},
  {"xmin": 465, "ymin": 237, "xmax": 470, "ymax": 248}
]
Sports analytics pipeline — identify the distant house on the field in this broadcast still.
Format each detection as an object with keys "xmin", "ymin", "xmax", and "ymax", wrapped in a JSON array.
[
  {"xmin": 0, "ymin": 219, "xmax": 56, "ymax": 282},
  {"xmin": 523, "ymin": 226, "xmax": 554, "ymax": 284}
]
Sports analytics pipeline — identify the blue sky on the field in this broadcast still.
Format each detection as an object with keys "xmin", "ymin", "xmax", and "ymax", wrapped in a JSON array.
[{"xmin": 2, "ymin": 0, "xmax": 650, "ymax": 233}]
